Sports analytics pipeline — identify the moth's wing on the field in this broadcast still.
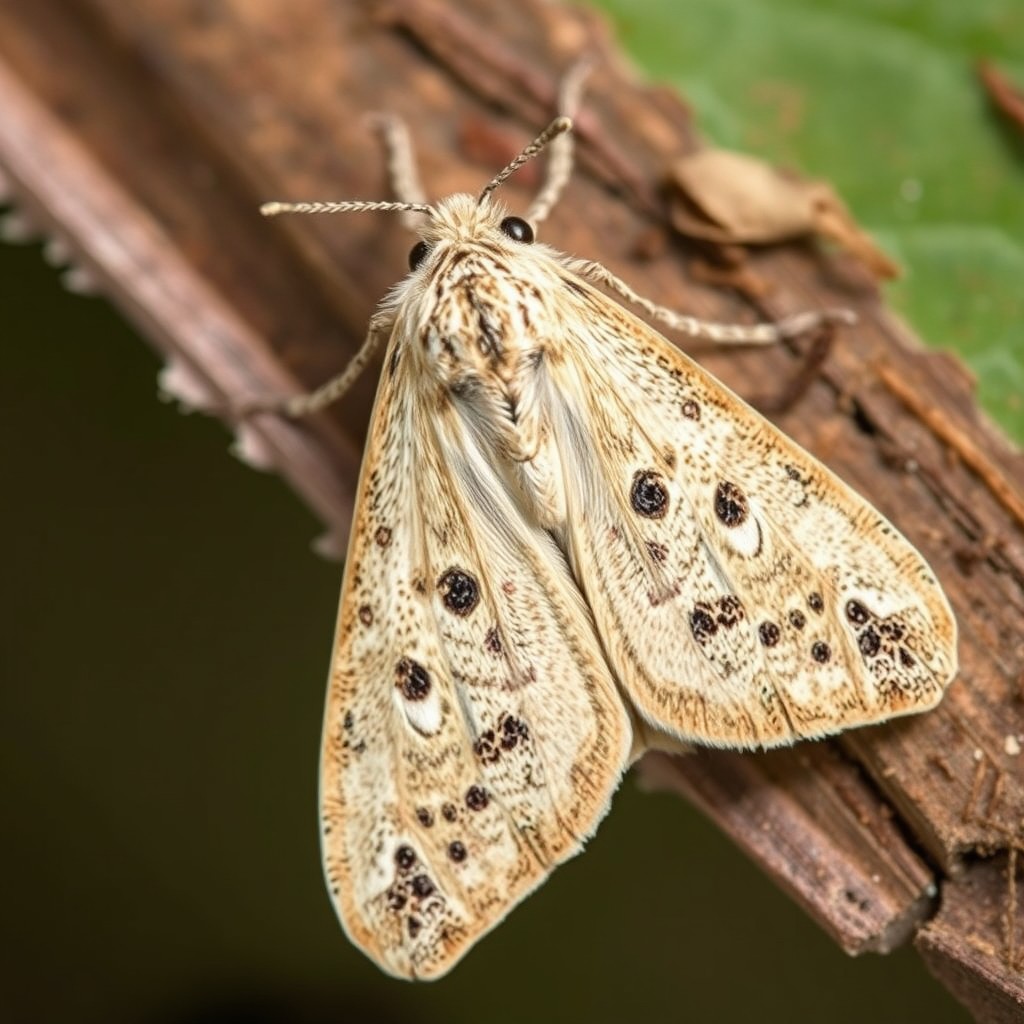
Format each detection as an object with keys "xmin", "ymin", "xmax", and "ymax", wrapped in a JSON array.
[
  {"xmin": 321, "ymin": 339, "xmax": 632, "ymax": 980},
  {"xmin": 549, "ymin": 276, "xmax": 957, "ymax": 748}
]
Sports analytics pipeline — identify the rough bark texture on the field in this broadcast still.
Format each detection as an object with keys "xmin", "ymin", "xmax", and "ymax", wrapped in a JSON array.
[{"xmin": 0, "ymin": 0, "xmax": 1021, "ymax": 1017}]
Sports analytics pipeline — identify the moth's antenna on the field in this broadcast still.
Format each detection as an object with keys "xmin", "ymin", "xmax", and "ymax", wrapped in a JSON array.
[
  {"xmin": 262, "ymin": 114, "xmax": 434, "ymax": 226},
  {"xmin": 477, "ymin": 116, "xmax": 573, "ymax": 206},
  {"xmin": 260, "ymin": 200, "xmax": 433, "ymax": 217},
  {"xmin": 528, "ymin": 57, "xmax": 594, "ymax": 226}
]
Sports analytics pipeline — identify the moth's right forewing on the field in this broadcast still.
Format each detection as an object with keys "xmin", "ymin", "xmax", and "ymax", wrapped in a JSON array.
[
  {"xmin": 548, "ymin": 274, "xmax": 956, "ymax": 749},
  {"xmin": 321, "ymin": 328, "xmax": 631, "ymax": 979}
]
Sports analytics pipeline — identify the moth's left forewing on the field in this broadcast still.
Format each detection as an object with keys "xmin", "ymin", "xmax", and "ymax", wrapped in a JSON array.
[
  {"xmin": 547, "ymin": 268, "xmax": 957, "ymax": 748},
  {"xmin": 323, "ymin": 315, "xmax": 632, "ymax": 979}
]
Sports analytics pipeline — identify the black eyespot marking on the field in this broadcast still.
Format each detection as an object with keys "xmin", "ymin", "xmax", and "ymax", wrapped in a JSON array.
[
  {"xmin": 411, "ymin": 874, "xmax": 434, "ymax": 898},
  {"xmin": 789, "ymin": 609, "xmax": 806, "ymax": 630},
  {"xmin": 759, "ymin": 621, "xmax": 781, "ymax": 647},
  {"xmin": 500, "ymin": 714, "xmax": 529, "ymax": 750},
  {"xmin": 448, "ymin": 841, "xmax": 467, "ymax": 863},
  {"xmin": 395, "ymin": 845, "xmax": 416, "ymax": 870},
  {"xmin": 808, "ymin": 592, "xmax": 824, "ymax": 614},
  {"xmin": 500, "ymin": 216, "xmax": 534, "ymax": 243},
  {"xmin": 631, "ymin": 470, "xmax": 669, "ymax": 518},
  {"xmin": 690, "ymin": 603, "xmax": 717, "ymax": 643},
  {"xmin": 375, "ymin": 525, "xmax": 392, "ymax": 548},
  {"xmin": 473, "ymin": 731, "xmax": 496, "ymax": 763},
  {"xmin": 415, "ymin": 807, "xmax": 434, "ymax": 828},
  {"xmin": 880, "ymin": 620, "xmax": 905, "ymax": 642},
  {"xmin": 407, "ymin": 916, "xmax": 422, "ymax": 937},
  {"xmin": 714, "ymin": 481, "xmax": 749, "ymax": 527},
  {"xmin": 689, "ymin": 595, "xmax": 746, "ymax": 645},
  {"xmin": 408, "ymin": 239, "xmax": 431, "ymax": 270},
  {"xmin": 396, "ymin": 658, "xmax": 431, "ymax": 701},
  {"xmin": 682, "ymin": 399, "xmax": 701, "ymax": 420},
  {"xmin": 859, "ymin": 628, "xmax": 881, "ymax": 658},
  {"xmin": 474, "ymin": 715, "xmax": 529, "ymax": 764},
  {"xmin": 466, "ymin": 785, "xmax": 489, "ymax": 811},
  {"xmin": 846, "ymin": 599, "xmax": 870, "ymax": 625},
  {"xmin": 811, "ymin": 641, "xmax": 832, "ymax": 663},
  {"xmin": 442, "ymin": 802, "xmax": 458, "ymax": 822},
  {"xmin": 358, "ymin": 605, "xmax": 373, "ymax": 626},
  {"xmin": 717, "ymin": 595, "xmax": 744, "ymax": 628},
  {"xmin": 899, "ymin": 648, "xmax": 916, "ymax": 668},
  {"xmin": 438, "ymin": 567, "xmax": 479, "ymax": 615}
]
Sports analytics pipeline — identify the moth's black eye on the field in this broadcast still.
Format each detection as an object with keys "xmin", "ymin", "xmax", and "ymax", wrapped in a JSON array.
[
  {"xmin": 408, "ymin": 240, "xmax": 431, "ymax": 271},
  {"xmin": 500, "ymin": 216, "xmax": 534, "ymax": 243}
]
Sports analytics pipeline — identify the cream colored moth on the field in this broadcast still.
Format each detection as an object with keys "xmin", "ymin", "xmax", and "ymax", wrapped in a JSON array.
[{"xmin": 260, "ymin": 71, "xmax": 957, "ymax": 980}]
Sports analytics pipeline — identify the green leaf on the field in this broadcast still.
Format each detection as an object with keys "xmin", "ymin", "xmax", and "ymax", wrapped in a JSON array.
[{"xmin": 592, "ymin": 0, "xmax": 1024, "ymax": 443}]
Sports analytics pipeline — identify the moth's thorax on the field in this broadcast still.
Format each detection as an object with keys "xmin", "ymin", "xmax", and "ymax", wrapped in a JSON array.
[
  {"xmin": 401, "ymin": 196, "xmax": 568, "ymax": 527},
  {"xmin": 421, "ymin": 246, "xmax": 547, "ymax": 379}
]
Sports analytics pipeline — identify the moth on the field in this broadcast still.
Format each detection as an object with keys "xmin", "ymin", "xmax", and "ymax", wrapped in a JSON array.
[{"xmin": 260, "ymin": 75, "xmax": 957, "ymax": 980}]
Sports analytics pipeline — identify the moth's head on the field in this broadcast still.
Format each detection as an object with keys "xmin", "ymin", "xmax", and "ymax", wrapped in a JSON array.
[
  {"xmin": 407, "ymin": 194, "xmax": 537, "ymax": 271},
  {"xmin": 402, "ymin": 112, "xmax": 573, "ymax": 272},
  {"xmin": 260, "ymin": 115, "xmax": 572, "ymax": 276}
]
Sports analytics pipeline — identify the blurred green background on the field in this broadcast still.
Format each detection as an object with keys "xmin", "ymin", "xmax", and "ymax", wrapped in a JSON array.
[{"xmin": 4, "ymin": 1, "xmax": 1022, "ymax": 1021}]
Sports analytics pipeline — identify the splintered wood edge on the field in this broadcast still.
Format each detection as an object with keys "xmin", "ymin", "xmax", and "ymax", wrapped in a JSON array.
[{"xmin": 917, "ymin": 855, "xmax": 1024, "ymax": 1022}]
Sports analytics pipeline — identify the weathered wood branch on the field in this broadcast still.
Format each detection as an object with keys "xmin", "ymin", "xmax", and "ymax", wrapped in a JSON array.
[{"xmin": 0, "ymin": 0, "xmax": 1021, "ymax": 1017}]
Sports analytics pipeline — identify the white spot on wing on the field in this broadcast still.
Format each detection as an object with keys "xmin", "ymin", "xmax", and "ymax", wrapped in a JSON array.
[
  {"xmin": 397, "ymin": 686, "xmax": 443, "ymax": 736},
  {"xmin": 722, "ymin": 509, "xmax": 762, "ymax": 557}
]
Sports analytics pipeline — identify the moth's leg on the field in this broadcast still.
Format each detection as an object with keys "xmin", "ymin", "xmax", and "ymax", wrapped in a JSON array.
[
  {"xmin": 244, "ymin": 312, "xmax": 393, "ymax": 417},
  {"xmin": 569, "ymin": 257, "xmax": 856, "ymax": 345},
  {"xmin": 749, "ymin": 328, "xmax": 835, "ymax": 415},
  {"xmin": 367, "ymin": 114, "xmax": 429, "ymax": 231},
  {"xmin": 528, "ymin": 57, "xmax": 594, "ymax": 227}
]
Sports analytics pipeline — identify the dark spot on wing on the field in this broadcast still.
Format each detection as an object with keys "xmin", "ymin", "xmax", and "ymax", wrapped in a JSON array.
[
  {"xmin": 811, "ymin": 641, "xmax": 832, "ymax": 663},
  {"xmin": 396, "ymin": 658, "xmax": 431, "ymax": 700},
  {"xmin": 846, "ymin": 600, "xmax": 869, "ymax": 625},
  {"xmin": 714, "ymin": 481, "xmax": 749, "ymax": 527},
  {"xmin": 631, "ymin": 470, "xmax": 669, "ymax": 518},
  {"xmin": 438, "ymin": 567, "xmax": 479, "ymax": 615}
]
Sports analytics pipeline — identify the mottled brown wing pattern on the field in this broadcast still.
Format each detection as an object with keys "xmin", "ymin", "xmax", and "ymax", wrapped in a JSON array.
[
  {"xmin": 321, "ymin": 336, "xmax": 631, "ymax": 978},
  {"xmin": 549, "ymin": 277, "xmax": 957, "ymax": 748}
]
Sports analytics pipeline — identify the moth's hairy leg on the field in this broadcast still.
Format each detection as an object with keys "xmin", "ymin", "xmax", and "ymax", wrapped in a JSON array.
[
  {"xmin": 366, "ymin": 113, "xmax": 429, "ymax": 230},
  {"xmin": 528, "ymin": 56, "xmax": 594, "ymax": 228},
  {"xmin": 568, "ymin": 256, "xmax": 857, "ymax": 345},
  {"xmin": 749, "ymin": 325, "xmax": 837, "ymax": 415},
  {"xmin": 242, "ymin": 313, "xmax": 393, "ymax": 418}
]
